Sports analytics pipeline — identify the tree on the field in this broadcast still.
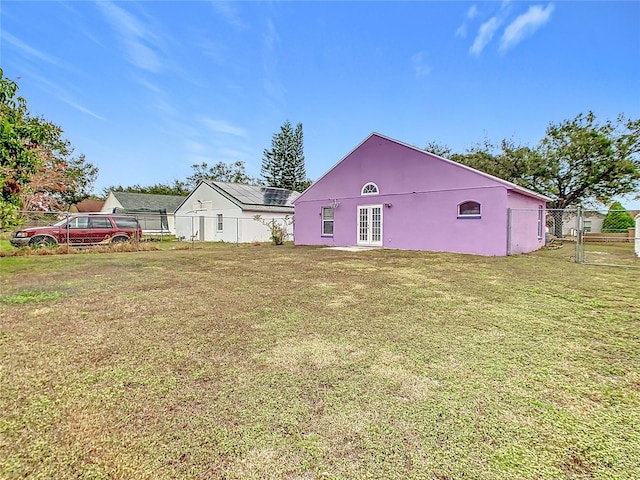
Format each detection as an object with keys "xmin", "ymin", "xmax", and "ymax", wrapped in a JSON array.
[
  {"xmin": 601, "ymin": 201, "xmax": 635, "ymax": 233},
  {"xmin": 424, "ymin": 141, "xmax": 452, "ymax": 158},
  {"xmin": 442, "ymin": 113, "xmax": 640, "ymax": 210},
  {"xmin": 450, "ymin": 139, "xmax": 548, "ymax": 192},
  {"xmin": 103, "ymin": 179, "xmax": 190, "ymax": 197},
  {"xmin": 438, "ymin": 112, "xmax": 640, "ymax": 236},
  {"xmin": 187, "ymin": 161, "xmax": 259, "ymax": 188},
  {"xmin": 1, "ymin": 69, "xmax": 97, "ymax": 227},
  {"xmin": 261, "ymin": 120, "xmax": 309, "ymax": 191},
  {"xmin": 537, "ymin": 112, "xmax": 640, "ymax": 209}
]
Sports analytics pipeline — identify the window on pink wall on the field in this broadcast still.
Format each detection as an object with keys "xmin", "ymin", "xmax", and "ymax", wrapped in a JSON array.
[
  {"xmin": 322, "ymin": 207, "xmax": 334, "ymax": 236},
  {"xmin": 458, "ymin": 201, "xmax": 481, "ymax": 218},
  {"xmin": 537, "ymin": 206, "xmax": 543, "ymax": 239},
  {"xmin": 361, "ymin": 182, "xmax": 379, "ymax": 195}
]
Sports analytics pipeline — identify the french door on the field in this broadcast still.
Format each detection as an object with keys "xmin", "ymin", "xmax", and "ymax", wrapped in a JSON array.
[{"xmin": 357, "ymin": 205, "xmax": 383, "ymax": 246}]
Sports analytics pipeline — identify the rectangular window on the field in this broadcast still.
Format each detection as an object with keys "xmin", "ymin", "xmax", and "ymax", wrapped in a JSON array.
[
  {"xmin": 537, "ymin": 206, "xmax": 544, "ymax": 239},
  {"xmin": 90, "ymin": 217, "xmax": 112, "ymax": 229},
  {"xmin": 216, "ymin": 214, "xmax": 223, "ymax": 232},
  {"xmin": 584, "ymin": 221, "xmax": 592, "ymax": 233},
  {"xmin": 68, "ymin": 217, "xmax": 90, "ymax": 229},
  {"xmin": 322, "ymin": 207, "xmax": 334, "ymax": 236},
  {"xmin": 114, "ymin": 217, "xmax": 140, "ymax": 229}
]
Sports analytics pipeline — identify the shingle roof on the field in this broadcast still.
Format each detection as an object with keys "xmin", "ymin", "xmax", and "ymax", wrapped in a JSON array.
[
  {"xmin": 203, "ymin": 181, "xmax": 299, "ymax": 213},
  {"xmin": 112, "ymin": 192, "xmax": 187, "ymax": 213}
]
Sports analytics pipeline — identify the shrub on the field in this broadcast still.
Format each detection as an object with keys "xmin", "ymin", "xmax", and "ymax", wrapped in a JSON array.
[
  {"xmin": 601, "ymin": 201, "xmax": 635, "ymax": 233},
  {"xmin": 253, "ymin": 215, "xmax": 292, "ymax": 245}
]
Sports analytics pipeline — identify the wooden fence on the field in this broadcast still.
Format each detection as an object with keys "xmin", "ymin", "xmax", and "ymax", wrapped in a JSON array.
[{"xmin": 584, "ymin": 228, "xmax": 636, "ymax": 243}]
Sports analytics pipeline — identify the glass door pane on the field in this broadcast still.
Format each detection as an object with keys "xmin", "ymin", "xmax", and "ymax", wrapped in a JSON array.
[{"xmin": 371, "ymin": 207, "xmax": 381, "ymax": 243}]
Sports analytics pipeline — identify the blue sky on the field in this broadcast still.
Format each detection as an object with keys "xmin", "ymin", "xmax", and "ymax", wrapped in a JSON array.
[{"xmin": 1, "ymin": 1, "xmax": 639, "ymax": 207}]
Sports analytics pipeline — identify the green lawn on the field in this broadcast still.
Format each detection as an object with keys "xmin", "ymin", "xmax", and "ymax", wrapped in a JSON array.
[{"xmin": 1, "ymin": 244, "xmax": 639, "ymax": 479}]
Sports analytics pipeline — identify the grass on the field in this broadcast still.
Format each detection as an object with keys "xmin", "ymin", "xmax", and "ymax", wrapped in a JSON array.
[{"xmin": 0, "ymin": 244, "xmax": 639, "ymax": 479}]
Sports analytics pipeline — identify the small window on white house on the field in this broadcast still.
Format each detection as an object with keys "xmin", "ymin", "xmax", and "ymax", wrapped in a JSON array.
[
  {"xmin": 361, "ymin": 182, "xmax": 379, "ymax": 196},
  {"xmin": 458, "ymin": 201, "xmax": 481, "ymax": 218},
  {"xmin": 584, "ymin": 221, "xmax": 592, "ymax": 233},
  {"xmin": 322, "ymin": 207, "xmax": 334, "ymax": 236},
  {"xmin": 216, "ymin": 214, "xmax": 223, "ymax": 232}
]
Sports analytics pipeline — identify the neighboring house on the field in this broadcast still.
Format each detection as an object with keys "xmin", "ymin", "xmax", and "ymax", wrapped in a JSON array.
[
  {"xmin": 560, "ymin": 210, "xmax": 605, "ymax": 236},
  {"xmin": 293, "ymin": 133, "xmax": 551, "ymax": 256},
  {"xmin": 101, "ymin": 192, "xmax": 187, "ymax": 235},
  {"xmin": 174, "ymin": 181, "xmax": 299, "ymax": 243},
  {"xmin": 562, "ymin": 209, "xmax": 639, "ymax": 236}
]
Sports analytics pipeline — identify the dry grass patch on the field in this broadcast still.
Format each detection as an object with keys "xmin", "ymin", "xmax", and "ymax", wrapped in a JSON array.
[{"xmin": 1, "ymin": 244, "xmax": 639, "ymax": 479}]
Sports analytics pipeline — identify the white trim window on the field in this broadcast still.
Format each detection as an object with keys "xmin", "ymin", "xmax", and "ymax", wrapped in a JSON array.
[
  {"xmin": 322, "ymin": 207, "xmax": 334, "ymax": 236},
  {"xmin": 457, "ymin": 201, "xmax": 481, "ymax": 218},
  {"xmin": 537, "ymin": 206, "xmax": 544, "ymax": 239},
  {"xmin": 216, "ymin": 213, "xmax": 223, "ymax": 232},
  {"xmin": 361, "ymin": 182, "xmax": 379, "ymax": 196},
  {"xmin": 584, "ymin": 220, "xmax": 592, "ymax": 233}
]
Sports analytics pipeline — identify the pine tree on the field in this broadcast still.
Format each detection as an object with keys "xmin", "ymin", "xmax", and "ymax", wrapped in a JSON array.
[{"xmin": 261, "ymin": 120, "xmax": 307, "ymax": 191}]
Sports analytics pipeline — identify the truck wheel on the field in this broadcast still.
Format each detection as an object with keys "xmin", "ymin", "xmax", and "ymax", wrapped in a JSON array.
[{"xmin": 29, "ymin": 236, "xmax": 57, "ymax": 247}]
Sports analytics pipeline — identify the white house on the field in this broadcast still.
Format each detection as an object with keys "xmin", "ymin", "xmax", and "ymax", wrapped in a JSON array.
[
  {"xmin": 174, "ymin": 181, "xmax": 299, "ymax": 243},
  {"xmin": 101, "ymin": 192, "xmax": 187, "ymax": 235}
]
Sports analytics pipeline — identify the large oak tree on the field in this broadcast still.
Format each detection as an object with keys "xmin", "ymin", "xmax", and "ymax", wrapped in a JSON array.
[{"xmin": 428, "ymin": 112, "xmax": 640, "ymax": 235}]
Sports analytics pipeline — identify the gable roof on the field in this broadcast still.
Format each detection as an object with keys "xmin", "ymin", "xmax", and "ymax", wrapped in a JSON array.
[
  {"xmin": 295, "ymin": 132, "xmax": 552, "ymax": 203},
  {"xmin": 182, "ymin": 181, "xmax": 299, "ymax": 213},
  {"xmin": 110, "ymin": 192, "xmax": 187, "ymax": 213}
]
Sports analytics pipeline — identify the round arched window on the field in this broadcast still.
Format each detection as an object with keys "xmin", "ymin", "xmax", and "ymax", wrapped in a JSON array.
[{"xmin": 361, "ymin": 182, "xmax": 379, "ymax": 196}]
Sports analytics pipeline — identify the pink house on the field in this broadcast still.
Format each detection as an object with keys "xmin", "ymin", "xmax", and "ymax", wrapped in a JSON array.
[{"xmin": 293, "ymin": 133, "xmax": 550, "ymax": 256}]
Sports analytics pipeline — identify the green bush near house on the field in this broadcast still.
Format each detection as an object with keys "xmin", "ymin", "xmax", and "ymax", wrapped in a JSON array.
[{"xmin": 602, "ymin": 201, "xmax": 635, "ymax": 232}]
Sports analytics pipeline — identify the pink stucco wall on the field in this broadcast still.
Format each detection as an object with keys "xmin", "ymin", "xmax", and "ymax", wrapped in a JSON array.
[
  {"xmin": 506, "ymin": 191, "xmax": 546, "ymax": 255},
  {"xmin": 294, "ymin": 134, "xmax": 546, "ymax": 256}
]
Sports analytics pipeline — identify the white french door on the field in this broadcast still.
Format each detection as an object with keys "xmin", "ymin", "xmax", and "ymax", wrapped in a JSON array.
[{"xmin": 357, "ymin": 205, "xmax": 383, "ymax": 246}]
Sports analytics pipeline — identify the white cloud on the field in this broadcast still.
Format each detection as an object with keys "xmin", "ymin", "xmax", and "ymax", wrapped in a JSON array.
[
  {"xmin": 455, "ymin": 4, "xmax": 479, "ymax": 38},
  {"xmin": 2, "ymin": 31, "xmax": 65, "ymax": 67},
  {"xmin": 411, "ymin": 52, "xmax": 431, "ymax": 77},
  {"xmin": 210, "ymin": 1, "xmax": 248, "ymax": 30},
  {"xmin": 500, "ymin": 4, "xmax": 554, "ymax": 53},
  {"xmin": 262, "ymin": 18, "xmax": 285, "ymax": 107},
  {"xmin": 59, "ymin": 98, "xmax": 106, "ymax": 121},
  {"xmin": 470, "ymin": 17, "xmax": 502, "ymax": 56},
  {"xmin": 96, "ymin": 1, "xmax": 162, "ymax": 73},
  {"xmin": 202, "ymin": 118, "xmax": 247, "ymax": 137}
]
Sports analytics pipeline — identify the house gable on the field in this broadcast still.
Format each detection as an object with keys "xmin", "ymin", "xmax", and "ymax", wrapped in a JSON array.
[
  {"xmin": 176, "ymin": 180, "xmax": 299, "ymax": 215},
  {"xmin": 174, "ymin": 181, "xmax": 242, "ymax": 214},
  {"xmin": 296, "ymin": 133, "xmax": 550, "ymax": 204}
]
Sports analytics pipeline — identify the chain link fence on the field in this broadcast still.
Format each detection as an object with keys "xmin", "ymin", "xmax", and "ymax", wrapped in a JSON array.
[
  {"xmin": 4, "ymin": 210, "xmax": 293, "ymax": 246},
  {"xmin": 510, "ymin": 208, "xmax": 639, "ymax": 267},
  {"xmin": 173, "ymin": 213, "xmax": 293, "ymax": 244}
]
